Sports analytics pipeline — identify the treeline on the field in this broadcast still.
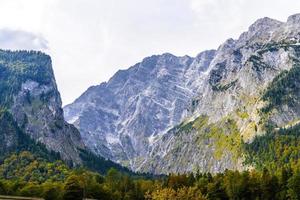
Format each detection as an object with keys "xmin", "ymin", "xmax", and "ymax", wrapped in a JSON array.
[
  {"xmin": 244, "ymin": 123, "xmax": 300, "ymax": 172},
  {"xmin": 148, "ymin": 168, "xmax": 300, "ymax": 200},
  {"xmin": 1, "ymin": 152, "xmax": 300, "ymax": 199}
]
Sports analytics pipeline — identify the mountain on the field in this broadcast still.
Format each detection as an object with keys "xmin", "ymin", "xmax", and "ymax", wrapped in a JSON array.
[
  {"xmin": 64, "ymin": 14, "xmax": 300, "ymax": 174},
  {"xmin": 64, "ymin": 50, "xmax": 215, "ymax": 167},
  {"xmin": 0, "ymin": 50, "xmax": 131, "ymax": 174},
  {"xmin": 0, "ymin": 50, "xmax": 84, "ymax": 164}
]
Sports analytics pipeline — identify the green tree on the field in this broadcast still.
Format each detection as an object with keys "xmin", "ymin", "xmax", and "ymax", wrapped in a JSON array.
[
  {"xmin": 63, "ymin": 175, "xmax": 84, "ymax": 200},
  {"xmin": 177, "ymin": 186, "xmax": 207, "ymax": 200},
  {"xmin": 0, "ymin": 180, "xmax": 6, "ymax": 194},
  {"xmin": 287, "ymin": 171, "xmax": 300, "ymax": 200},
  {"xmin": 19, "ymin": 183, "xmax": 43, "ymax": 198},
  {"xmin": 206, "ymin": 175, "xmax": 227, "ymax": 200},
  {"xmin": 260, "ymin": 169, "xmax": 279, "ymax": 200},
  {"xmin": 147, "ymin": 187, "xmax": 177, "ymax": 200},
  {"xmin": 43, "ymin": 182, "xmax": 63, "ymax": 200},
  {"xmin": 223, "ymin": 171, "xmax": 251, "ymax": 200}
]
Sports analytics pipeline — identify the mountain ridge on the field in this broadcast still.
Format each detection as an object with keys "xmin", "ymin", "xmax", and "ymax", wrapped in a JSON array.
[{"xmin": 64, "ymin": 13, "xmax": 300, "ymax": 174}]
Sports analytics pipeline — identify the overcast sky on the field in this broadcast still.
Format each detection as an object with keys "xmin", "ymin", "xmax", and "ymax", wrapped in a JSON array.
[{"xmin": 0, "ymin": 0, "xmax": 299, "ymax": 105}]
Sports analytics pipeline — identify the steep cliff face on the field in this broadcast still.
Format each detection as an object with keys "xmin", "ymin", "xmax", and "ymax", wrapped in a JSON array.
[
  {"xmin": 65, "ymin": 14, "xmax": 300, "ymax": 174},
  {"xmin": 0, "ymin": 50, "xmax": 137, "ymax": 175},
  {"xmin": 141, "ymin": 14, "xmax": 300, "ymax": 174},
  {"xmin": 64, "ymin": 48, "xmax": 230, "ymax": 172},
  {"xmin": 64, "ymin": 51, "xmax": 216, "ymax": 168},
  {"xmin": 0, "ymin": 110, "xmax": 27, "ymax": 160},
  {"xmin": 0, "ymin": 50, "xmax": 84, "ymax": 164}
]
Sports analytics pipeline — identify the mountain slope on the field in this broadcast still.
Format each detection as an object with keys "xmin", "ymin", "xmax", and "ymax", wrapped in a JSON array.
[
  {"xmin": 0, "ymin": 50, "xmax": 85, "ymax": 164},
  {"xmin": 0, "ymin": 50, "xmax": 131, "ymax": 174},
  {"xmin": 0, "ymin": 109, "xmax": 60, "ymax": 162},
  {"xmin": 141, "ymin": 14, "xmax": 300, "ymax": 174},
  {"xmin": 64, "ymin": 50, "xmax": 216, "ymax": 168},
  {"xmin": 64, "ymin": 14, "xmax": 300, "ymax": 174}
]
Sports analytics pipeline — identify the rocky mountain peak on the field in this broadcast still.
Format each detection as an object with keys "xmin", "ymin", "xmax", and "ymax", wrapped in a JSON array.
[
  {"xmin": 217, "ymin": 38, "xmax": 236, "ymax": 52},
  {"xmin": 237, "ymin": 17, "xmax": 283, "ymax": 45},
  {"xmin": 192, "ymin": 50, "xmax": 216, "ymax": 71},
  {"xmin": 160, "ymin": 52, "xmax": 176, "ymax": 58},
  {"xmin": 287, "ymin": 13, "xmax": 300, "ymax": 25},
  {"xmin": 248, "ymin": 17, "xmax": 283, "ymax": 33},
  {"xmin": 64, "ymin": 13, "xmax": 300, "ymax": 174}
]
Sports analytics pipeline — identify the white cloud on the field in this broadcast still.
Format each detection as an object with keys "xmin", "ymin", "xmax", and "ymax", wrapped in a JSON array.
[
  {"xmin": 0, "ymin": 29, "xmax": 48, "ymax": 51},
  {"xmin": 0, "ymin": 0, "xmax": 299, "ymax": 105}
]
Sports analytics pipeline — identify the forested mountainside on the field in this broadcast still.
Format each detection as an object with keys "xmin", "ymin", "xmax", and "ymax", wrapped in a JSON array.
[
  {"xmin": 65, "ymin": 14, "xmax": 300, "ymax": 174},
  {"xmin": 1, "ymin": 151, "xmax": 300, "ymax": 200},
  {"xmin": 0, "ymin": 50, "xmax": 130, "ymax": 174}
]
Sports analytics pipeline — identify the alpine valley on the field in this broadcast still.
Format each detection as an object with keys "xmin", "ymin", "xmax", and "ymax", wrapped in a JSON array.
[
  {"xmin": 2, "ymin": 13, "xmax": 300, "ymax": 200},
  {"xmin": 64, "ymin": 13, "xmax": 300, "ymax": 174}
]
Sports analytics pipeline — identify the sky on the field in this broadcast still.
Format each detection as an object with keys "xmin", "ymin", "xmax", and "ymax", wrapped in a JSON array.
[{"xmin": 0, "ymin": 0, "xmax": 299, "ymax": 105}]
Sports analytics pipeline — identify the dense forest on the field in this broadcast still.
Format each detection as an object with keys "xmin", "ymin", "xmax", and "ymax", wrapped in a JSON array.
[{"xmin": 0, "ymin": 150, "xmax": 300, "ymax": 200}]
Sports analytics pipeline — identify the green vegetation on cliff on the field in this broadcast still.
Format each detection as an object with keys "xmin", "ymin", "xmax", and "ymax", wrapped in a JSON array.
[
  {"xmin": 175, "ymin": 116, "xmax": 243, "ymax": 162},
  {"xmin": 262, "ymin": 65, "xmax": 300, "ymax": 114},
  {"xmin": 0, "ymin": 50, "xmax": 53, "ymax": 108},
  {"xmin": 0, "ymin": 110, "xmax": 60, "ymax": 162},
  {"xmin": 244, "ymin": 124, "xmax": 300, "ymax": 172}
]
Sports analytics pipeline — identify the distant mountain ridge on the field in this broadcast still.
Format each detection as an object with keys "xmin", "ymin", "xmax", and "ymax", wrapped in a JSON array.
[{"xmin": 64, "ymin": 13, "xmax": 300, "ymax": 174}]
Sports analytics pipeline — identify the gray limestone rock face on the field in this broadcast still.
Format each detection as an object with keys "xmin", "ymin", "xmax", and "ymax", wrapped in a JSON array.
[
  {"xmin": 11, "ymin": 80, "xmax": 84, "ymax": 164},
  {"xmin": 64, "ymin": 14, "xmax": 300, "ymax": 174},
  {"xmin": 0, "ymin": 50, "xmax": 85, "ymax": 165},
  {"xmin": 64, "ymin": 51, "xmax": 216, "ymax": 169}
]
